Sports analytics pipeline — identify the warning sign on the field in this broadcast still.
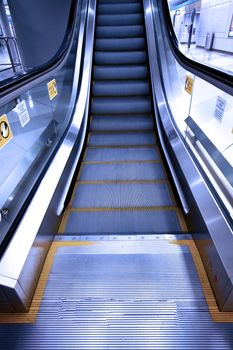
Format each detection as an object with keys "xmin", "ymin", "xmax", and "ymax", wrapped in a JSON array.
[
  {"xmin": 47, "ymin": 79, "xmax": 58, "ymax": 100},
  {"xmin": 16, "ymin": 100, "xmax": 30, "ymax": 127},
  {"xmin": 185, "ymin": 75, "xmax": 194, "ymax": 95},
  {"xmin": 214, "ymin": 96, "xmax": 226, "ymax": 123},
  {"xmin": 0, "ymin": 114, "xmax": 13, "ymax": 149}
]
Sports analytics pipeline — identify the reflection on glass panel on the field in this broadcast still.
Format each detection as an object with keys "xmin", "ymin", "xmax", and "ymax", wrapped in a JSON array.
[
  {"xmin": 156, "ymin": 3, "xmax": 233, "ymax": 216},
  {"xmin": 0, "ymin": 28, "xmax": 77, "ymax": 243},
  {"xmin": 167, "ymin": 0, "xmax": 233, "ymax": 74}
]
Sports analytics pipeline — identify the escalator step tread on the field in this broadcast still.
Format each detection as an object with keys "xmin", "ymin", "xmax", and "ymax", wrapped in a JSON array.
[
  {"xmin": 97, "ymin": 13, "xmax": 143, "ymax": 26},
  {"xmin": 93, "ymin": 65, "xmax": 148, "ymax": 80},
  {"xmin": 85, "ymin": 147, "xmax": 160, "ymax": 162},
  {"xmin": 72, "ymin": 183, "xmax": 174, "ymax": 208},
  {"xmin": 91, "ymin": 96, "xmax": 152, "ymax": 114},
  {"xmin": 98, "ymin": 3, "xmax": 142, "ymax": 15},
  {"xmin": 99, "ymin": 0, "xmax": 140, "ymax": 3},
  {"xmin": 95, "ymin": 37, "xmax": 145, "ymax": 51},
  {"xmin": 88, "ymin": 131, "xmax": 156, "ymax": 146},
  {"xmin": 96, "ymin": 25, "xmax": 145, "ymax": 38},
  {"xmin": 80, "ymin": 162, "xmax": 166, "ymax": 181},
  {"xmin": 94, "ymin": 50, "xmax": 147, "ymax": 65},
  {"xmin": 64, "ymin": 210, "xmax": 182, "ymax": 234},
  {"xmin": 90, "ymin": 114, "xmax": 153, "ymax": 131},
  {"xmin": 92, "ymin": 80, "xmax": 150, "ymax": 96}
]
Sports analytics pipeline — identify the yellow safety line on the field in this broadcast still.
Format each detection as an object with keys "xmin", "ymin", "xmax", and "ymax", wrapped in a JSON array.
[
  {"xmin": 171, "ymin": 240, "xmax": 233, "ymax": 322},
  {"xmin": 0, "ymin": 241, "xmax": 94, "ymax": 324}
]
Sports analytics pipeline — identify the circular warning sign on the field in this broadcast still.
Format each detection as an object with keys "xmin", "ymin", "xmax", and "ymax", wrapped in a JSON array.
[
  {"xmin": 0, "ymin": 121, "xmax": 10, "ymax": 139},
  {"xmin": 0, "ymin": 114, "xmax": 13, "ymax": 149}
]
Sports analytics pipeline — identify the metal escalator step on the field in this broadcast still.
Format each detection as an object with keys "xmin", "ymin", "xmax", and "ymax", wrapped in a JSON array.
[
  {"xmin": 64, "ymin": 209, "xmax": 182, "ymax": 234},
  {"xmin": 79, "ymin": 162, "xmax": 166, "ymax": 181},
  {"xmin": 98, "ymin": 3, "xmax": 142, "ymax": 15},
  {"xmin": 90, "ymin": 114, "xmax": 153, "ymax": 131},
  {"xmin": 93, "ymin": 65, "xmax": 148, "ymax": 80},
  {"xmin": 96, "ymin": 25, "xmax": 144, "ymax": 38},
  {"xmin": 92, "ymin": 80, "xmax": 150, "ymax": 97},
  {"xmin": 72, "ymin": 183, "xmax": 173, "ymax": 208},
  {"xmin": 91, "ymin": 96, "xmax": 152, "ymax": 114},
  {"xmin": 97, "ymin": 13, "xmax": 143, "ymax": 26},
  {"xmin": 94, "ymin": 50, "xmax": 147, "ymax": 65},
  {"xmin": 95, "ymin": 37, "xmax": 145, "ymax": 51},
  {"xmin": 85, "ymin": 147, "xmax": 160, "ymax": 162},
  {"xmin": 99, "ymin": 0, "xmax": 140, "ymax": 3},
  {"xmin": 88, "ymin": 131, "xmax": 156, "ymax": 146}
]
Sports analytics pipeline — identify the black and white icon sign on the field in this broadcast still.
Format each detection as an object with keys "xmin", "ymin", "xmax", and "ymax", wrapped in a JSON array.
[{"xmin": 0, "ymin": 121, "xmax": 9, "ymax": 139}]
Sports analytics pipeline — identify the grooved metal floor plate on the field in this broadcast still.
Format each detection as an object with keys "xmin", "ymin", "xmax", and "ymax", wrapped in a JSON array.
[{"xmin": 1, "ymin": 238, "xmax": 233, "ymax": 349}]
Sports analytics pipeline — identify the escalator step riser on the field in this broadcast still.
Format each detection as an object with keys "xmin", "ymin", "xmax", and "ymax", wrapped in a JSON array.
[
  {"xmin": 95, "ymin": 38, "xmax": 145, "ymax": 51},
  {"xmin": 93, "ymin": 66, "xmax": 148, "ymax": 80},
  {"xmin": 80, "ymin": 162, "xmax": 166, "ymax": 181},
  {"xmin": 99, "ymin": 0, "xmax": 140, "ymax": 3},
  {"xmin": 97, "ymin": 14, "xmax": 143, "ymax": 26},
  {"xmin": 96, "ymin": 25, "xmax": 145, "ymax": 38},
  {"xmin": 85, "ymin": 147, "xmax": 160, "ymax": 162},
  {"xmin": 94, "ymin": 51, "xmax": 147, "ymax": 65},
  {"xmin": 91, "ymin": 97, "xmax": 152, "ymax": 114},
  {"xmin": 65, "ymin": 210, "xmax": 182, "ymax": 234},
  {"xmin": 92, "ymin": 81, "xmax": 150, "ymax": 97},
  {"xmin": 88, "ymin": 132, "xmax": 156, "ymax": 147},
  {"xmin": 98, "ymin": 3, "xmax": 142, "ymax": 15},
  {"xmin": 90, "ymin": 114, "xmax": 153, "ymax": 131},
  {"xmin": 72, "ymin": 183, "xmax": 173, "ymax": 208}
]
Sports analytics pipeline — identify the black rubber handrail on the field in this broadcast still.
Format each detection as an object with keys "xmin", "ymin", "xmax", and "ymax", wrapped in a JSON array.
[
  {"xmin": 0, "ymin": 0, "xmax": 78, "ymax": 99},
  {"xmin": 159, "ymin": 0, "xmax": 233, "ymax": 96}
]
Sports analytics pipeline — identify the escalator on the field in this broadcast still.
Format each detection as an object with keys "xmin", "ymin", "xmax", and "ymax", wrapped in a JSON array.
[
  {"xmin": 0, "ymin": 0, "xmax": 233, "ymax": 348},
  {"xmin": 60, "ymin": 0, "xmax": 186, "ymax": 236}
]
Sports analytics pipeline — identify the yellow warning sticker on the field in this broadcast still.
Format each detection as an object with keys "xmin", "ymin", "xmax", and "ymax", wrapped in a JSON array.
[
  {"xmin": 185, "ymin": 75, "xmax": 194, "ymax": 95},
  {"xmin": 47, "ymin": 79, "xmax": 58, "ymax": 100},
  {"xmin": 0, "ymin": 114, "xmax": 13, "ymax": 149}
]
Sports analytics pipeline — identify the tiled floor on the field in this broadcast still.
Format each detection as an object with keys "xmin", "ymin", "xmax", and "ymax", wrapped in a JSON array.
[{"xmin": 182, "ymin": 44, "xmax": 233, "ymax": 74}]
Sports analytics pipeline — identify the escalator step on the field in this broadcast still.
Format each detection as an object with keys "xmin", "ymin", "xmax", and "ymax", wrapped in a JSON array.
[
  {"xmin": 99, "ymin": 0, "xmax": 140, "ymax": 3},
  {"xmin": 98, "ymin": 3, "xmax": 142, "ymax": 15},
  {"xmin": 92, "ymin": 81, "xmax": 150, "ymax": 96},
  {"xmin": 85, "ymin": 147, "xmax": 160, "ymax": 162},
  {"xmin": 91, "ymin": 96, "xmax": 152, "ymax": 114},
  {"xmin": 97, "ymin": 14, "xmax": 143, "ymax": 26},
  {"xmin": 88, "ymin": 131, "xmax": 156, "ymax": 146},
  {"xmin": 95, "ymin": 37, "xmax": 145, "ymax": 51},
  {"xmin": 72, "ymin": 183, "xmax": 174, "ymax": 208},
  {"xmin": 90, "ymin": 114, "xmax": 153, "ymax": 131},
  {"xmin": 94, "ymin": 51, "xmax": 147, "ymax": 65},
  {"xmin": 96, "ymin": 25, "xmax": 144, "ymax": 38},
  {"xmin": 64, "ymin": 210, "xmax": 182, "ymax": 234},
  {"xmin": 93, "ymin": 65, "xmax": 148, "ymax": 80},
  {"xmin": 80, "ymin": 162, "xmax": 166, "ymax": 181}
]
